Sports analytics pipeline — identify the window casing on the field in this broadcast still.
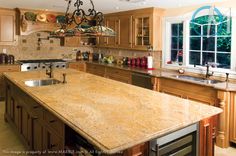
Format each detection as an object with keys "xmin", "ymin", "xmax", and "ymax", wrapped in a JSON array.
[{"xmin": 163, "ymin": 9, "xmax": 236, "ymax": 75}]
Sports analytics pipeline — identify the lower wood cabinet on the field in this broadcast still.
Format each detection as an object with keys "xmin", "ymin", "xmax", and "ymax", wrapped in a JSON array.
[
  {"xmin": 32, "ymin": 117, "xmax": 44, "ymax": 151},
  {"xmin": 123, "ymin": 143, "xmax": 148, "ymax": 156},
  {"xmin": 199, "ymin": 116, "xmax": 217, "ymax": 156},
  {"xmin": 230, "ymin": 92, "xmax": 236, "ymax": 144},
  {"xmin": 0, "ymin": 64, "xmax": 20, "ymax": 100},
  {"xmin": 86, "ymin": 63, "xmax": 132, "ymax": 84},
  {"xmin": 86, "ymin": 63, "xmax": 106, "ymax": 77},
  {"xmin": 68, "ymin": 62, "xmax": 86, "ymax": 72},
  {"xmin": 4, "ymin": 79, "xmax": 64, "ymax": 153},
  {"xmin": 106, "ymin": 67, "xmax": 131, "ymax": 84},
  {"xmin": 159, "ymin": 78, "xmax": 217, "ymax": 106}
]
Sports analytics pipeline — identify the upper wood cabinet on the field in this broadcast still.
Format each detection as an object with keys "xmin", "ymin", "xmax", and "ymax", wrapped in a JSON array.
[
  {"xmin": 61, "ymin": 36, "xmax": 81, "ymax": 47},
  {"xmin": 117, "ymin": 14, "xmax": 132, "ymax": 49},
  {"xmin": 0, "ymin": 9, "xmax": 16, "ymax": 45},
  {"xmin": 97, "ymin": 7, "xmax": 164, "ymax": 51},
  {"xmin": 132, "ymin": 14, "xmax": 152, "ymax": 50}
]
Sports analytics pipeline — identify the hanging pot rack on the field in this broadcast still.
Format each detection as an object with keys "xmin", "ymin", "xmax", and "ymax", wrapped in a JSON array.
[{"xmin": 50, "ymin": 0, "xmax": 116, "ymax": 37}]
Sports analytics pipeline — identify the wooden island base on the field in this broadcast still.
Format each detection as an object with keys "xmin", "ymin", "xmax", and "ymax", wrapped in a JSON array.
[{"xmin": 4, "ymin": 78, "xmax": 217, "ymax": 156}]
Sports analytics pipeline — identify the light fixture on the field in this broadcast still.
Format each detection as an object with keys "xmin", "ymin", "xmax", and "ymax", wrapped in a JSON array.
[{"xmin": 51, "ymin": 0, "xmax": 115, "ymax": 37}]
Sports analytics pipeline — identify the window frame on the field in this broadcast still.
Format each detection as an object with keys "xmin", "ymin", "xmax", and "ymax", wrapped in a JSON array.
[{"xmin": 162, "ymin": 9, "xmax": 236, "ymax": 76}]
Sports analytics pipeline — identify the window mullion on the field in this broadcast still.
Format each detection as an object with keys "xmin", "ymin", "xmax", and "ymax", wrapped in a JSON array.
[
  {"xmin": 215, "ymin": 25, "xmax": 218, "ymax": 65},
  {"xmin": 200, "ymin": 25, "xmax": 203, "ymax": 65}
]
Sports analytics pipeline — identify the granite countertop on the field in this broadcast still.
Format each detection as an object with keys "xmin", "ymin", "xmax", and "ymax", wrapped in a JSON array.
[
  {"xmin": 4, "ymin": 69, "xmax": 222, "ymax": 154},
  {"xmin": 71, "ymin": 60, "xmax": 236, "ymax": 92},
  {"xmin": 0, "ymin": 63, "xmax": 20, "ymax": 66}
]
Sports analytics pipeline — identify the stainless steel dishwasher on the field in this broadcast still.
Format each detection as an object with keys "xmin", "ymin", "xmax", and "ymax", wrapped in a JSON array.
[{"xmin": 131, "ymin": 72, "xmax": 153, "ymax": 89}]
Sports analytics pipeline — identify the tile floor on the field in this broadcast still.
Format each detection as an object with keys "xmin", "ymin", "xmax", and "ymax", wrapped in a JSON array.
[
  {"xmin": 0, "ymin": 102, "xmax": 236, "ymax": 155},
  {"xmin": 0, "ymin": 102, "xmax": 26, "ymax": 155}
]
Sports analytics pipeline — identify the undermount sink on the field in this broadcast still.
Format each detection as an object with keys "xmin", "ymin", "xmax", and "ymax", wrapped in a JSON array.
[
  {"xmin": 24, "ymin": 79, "xmax": 61, "ymax": 87},
  {"xmin": 172, "ymin": 75, "xmax": 223, "ymax": 84}
]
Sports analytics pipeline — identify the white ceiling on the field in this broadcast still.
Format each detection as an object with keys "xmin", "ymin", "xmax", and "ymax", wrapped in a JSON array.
[{"xmin": 0, "ymin": 0, "xmax": 227, "ymax": 13}]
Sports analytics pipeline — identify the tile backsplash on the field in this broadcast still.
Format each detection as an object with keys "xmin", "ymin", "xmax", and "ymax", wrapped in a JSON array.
[
  {"xmin": 0, "ymin": 32, "xmax": 162, "ymax": 68},
  {"xmin": 0, "ymin": 32, "xmax": 93, "ymax": 60},
  {"xmin": 94, "ymin": 47, "xmax": 162, "ymax": 68}
]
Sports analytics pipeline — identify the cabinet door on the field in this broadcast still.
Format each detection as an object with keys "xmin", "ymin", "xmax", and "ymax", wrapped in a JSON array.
[
  {"xmin": 132, "ymin": 15, "xmax": 152, "ymax": 50},
  {"xmin": 63, "ymin": 37, "xmax": 80, "ymax": 47},
  {"xmin": 69, "ymin": 62, "xmax": 86, "ymax": 72},
  {"xmin": 230, "ymin": 93, "xmax": 236, "ymax": 143},
  {"xmin": 118, "ymin": 15, "xmax": 132, "ymax": 49},
  {"xmin": 124, "ymin": 143, "xmax": 148, "ymax": 156},
  {"xmin": 0, "ymin": 13, "xmax": 15, "ymax": 44},
  {"xmin": 0, "ymin": 73, "xmax": 4, "ymax": 100},
  {"xmin": 19, "ymin": 106, "xmax": 31, "ymax": 146},
  {"xmin": 44, "ymin": 129, "xmax": 63, "ymax": 152},
  {"xmin": 31, "ymin": 117, "xmax": 44, "ymax": 151},
  {"xmin": 106, "ymin": 17, "xmax": 118, "ymax": 47},
  {"xmin": 199, "ymin": 117, "xmax": 216, "ymax": 156}
]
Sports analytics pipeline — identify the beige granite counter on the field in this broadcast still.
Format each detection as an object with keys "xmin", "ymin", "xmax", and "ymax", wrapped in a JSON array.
[
  {"xmin": 4, "ymin": 69, "xmax": 222, "ymax": 154},
  {"xmin": 81, "ymin": 61, "xmax": 236, "ymax": 92}
]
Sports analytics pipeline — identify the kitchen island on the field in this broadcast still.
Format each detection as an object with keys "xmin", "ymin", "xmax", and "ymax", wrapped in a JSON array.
[{"xmin": 3, "ymin": 69, "xmax": 222, "ymax": 155}]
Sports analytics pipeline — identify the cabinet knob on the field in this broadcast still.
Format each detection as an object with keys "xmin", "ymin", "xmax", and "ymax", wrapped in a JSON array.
[{"xmin": 16, "ymin": 105, "xmax": 21, "ymax": 109}]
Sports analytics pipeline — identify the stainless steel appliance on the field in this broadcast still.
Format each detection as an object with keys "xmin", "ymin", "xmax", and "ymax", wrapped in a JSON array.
[
  {"xmin": 18, "ymin": 59, "xmax": 68, "ymax": 71},
  {"xmin": 131, "ymin": 72, "xmax": 153, "ymax": 89}
]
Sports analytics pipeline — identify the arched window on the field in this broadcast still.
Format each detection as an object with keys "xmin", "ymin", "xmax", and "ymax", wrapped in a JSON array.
[{"xmin": 189, "ymin": 15, "xmax": 231, "ymax": 69}]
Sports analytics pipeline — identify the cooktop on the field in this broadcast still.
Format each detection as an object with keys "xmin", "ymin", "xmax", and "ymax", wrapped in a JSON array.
[{"xmin": 18, "ymin": 59, "xmax": 66, "ymax": 63}]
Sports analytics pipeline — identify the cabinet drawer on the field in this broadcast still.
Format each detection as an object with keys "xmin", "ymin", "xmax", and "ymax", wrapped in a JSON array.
[
  {"xmin": 0, "ymin": 65, "xmax": 20, "ymax": 72},
  {"xmin": 106, "ymin": 67, "xmax": 131, "ymax": 77},
  {"xmin": 69, "ymin": 62, "xmax": 86, "ymax": 72},
  {"xmin": 86, "ymin": 63, "xmax": 105, "ymax": 76},
  {"xmin": 44, "ymin": 110, "xmax": 64, "ymax": 136}
]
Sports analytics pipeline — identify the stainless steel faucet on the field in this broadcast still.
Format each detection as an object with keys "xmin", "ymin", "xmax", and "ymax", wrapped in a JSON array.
[
  {"xmin": 46, "ymin": 63, "xmax": 53, "ymax": 78},
  {"xmin": 205, "ymin": 62, "xmax": 214, "ymax": 79}
]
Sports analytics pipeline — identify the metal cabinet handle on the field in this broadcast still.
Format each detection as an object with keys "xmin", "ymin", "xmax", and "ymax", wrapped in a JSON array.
[
  {"xmin": 50, "ymin": 144, "xmax": 57, "ymax": 149},
  {"xmin": 33, "ymin": 106, "xmax": 40, "ymax": 109},
  {"xmin": 32, "ymin": 117, "xmax": 38, "ymax": 120},
  {"xmin": 49, "ymin": 120, "xmax": 56, "ymax": 123}
]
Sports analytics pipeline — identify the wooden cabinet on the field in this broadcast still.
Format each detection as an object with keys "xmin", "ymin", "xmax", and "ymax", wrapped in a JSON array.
[
  {"xmin": 199, "ymin": 116, "xmax": 217, "ymax": 156},
  {"xmin": 86, "ymin": 63, "xmax": 105, "ymax": 77},
  {"xmin": 97, "ymin": 8, "xmax": 164, "ymax": 51},
  {"xmin": 68, "ymin": 62, "xmax": 86, "ymax": 72},
  {"xmin": 230, "ymin": 92, "xmax": 236, "ymax": 144},
  {"xmin": 4, "ymin": 80, "xmax": 64, "ymax": 153},
  {"xmin": 106, "ymin": 67, "xmax": 131, "ymax": 84},
  {"xmin": 117, "ymin": 15, "xmax": 132, "ymax": 49},
  {"xmin": 106, "ymin": 17, "xmax": 119, "ymax": 47},
  {"xmin": 31, "ymin": 116, "xmax": 44, "ymax": 151},
  {"xmin": 124, "ymin": 143, "xmax": 148, "ymax": 156},
  {"xmin": 132, "ymin": 15, "xmax": 152, "ymax": 50},
  {"xmin": 44, "ymin": 129, "xmax": 64, "ymax": 152},
  {"xmin": 0, "ymin": 9, "xmax": 16, "ymax": 45},
  {"xmin": 0, "ymin": 64, "xmax": 20, "ymax": 100},
  {"xmin": 62, "ymin": 37, "xmax": 80, "ymax": 47},
  {"xmin": 159, "ymin": 78, "xmax": 217, "ymax": 106},
  {"xmin": 86, "ymin": 63, "xmax": 132, "ymax": 84}
]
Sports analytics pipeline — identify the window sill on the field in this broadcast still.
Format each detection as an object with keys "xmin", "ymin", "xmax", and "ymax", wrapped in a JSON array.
[{"xmin": 163, "ymin": 64, "xmax": 236, "ymax": 79}]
